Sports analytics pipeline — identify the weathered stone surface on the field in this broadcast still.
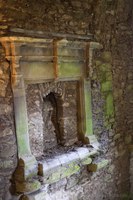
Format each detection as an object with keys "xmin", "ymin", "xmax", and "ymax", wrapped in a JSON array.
[
  {"xmin": 15, "ymin": 179, "xmax": 41, "ymax": 194},
  {"xmin": 39, "ymin": 147, "xmax": 95, "ymax": 185},
  {"xmin": 0, "ymin": 0, "xmax": 133, "ymax": 200},
  {"xmin": 26, "ymin": 81, "xmax": 79, "ymax": 157},
  {"xmin": 0, "ymin": 128, "xmax": 13, "ymax": 138}
]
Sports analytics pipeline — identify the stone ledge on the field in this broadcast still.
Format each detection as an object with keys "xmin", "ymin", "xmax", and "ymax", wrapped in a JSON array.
[
  {"xmin": 10, "ymin": 147, "xmax": 112, "ymax": 200},
  {"xmin": 38, "ymin": 147, "xmax": 97, "ymax": 184}
]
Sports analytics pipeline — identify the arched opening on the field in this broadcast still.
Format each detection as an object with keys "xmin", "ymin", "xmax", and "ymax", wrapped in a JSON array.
[
  {"xmin": 27, "ymin": 81, "xmax": 80, "ymax": 159},
  {"xmin": 43, "ymin": 92, "xmax": 63, "ymax": 152}
]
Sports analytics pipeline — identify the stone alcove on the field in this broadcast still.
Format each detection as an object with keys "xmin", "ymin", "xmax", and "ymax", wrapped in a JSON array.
[
  {"xmin": 0, "ymin": 35, "xmax": 102, "ymax": 194},
  {"xmin": 26, "ymin": 80, "xmax": 79, "ymax": 158}
]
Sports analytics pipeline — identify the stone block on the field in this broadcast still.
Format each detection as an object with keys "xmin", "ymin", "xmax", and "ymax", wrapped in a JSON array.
[
  {"xmin": 97, "ymin": 159, "xmax": 109, "ymax": 170},
  {"xmin": 76, "ymin": 147, "xmax": 89, "ymax": 160},
  {"xmin": 47, "ymin": 158, "xmax": 61, "ymax": 172},
  {"xmin": 0, "ymin": 159, "xmax": 14, "ymax": 169},
  {"xmin": 87, "ymin": 163, "xmax": 97, "ymax": 172},
  {"xmin": 15, "ymin": 179, "xmax": 41, "ymax": 194},
  {"xmin": 58, "ymin": 154, "xmax": 69, "ymax": 165},
  {"xmin": 0, "ymin": 128, "xmax": 13, "ymax": 138},
  {"xmin": 66, "ymin": 175, "xmax": 79, "ymax": 190},
  {"xmin": 0, "ymin": 104, "xmax": 12, "ymax": 115},
  {"xmin": 26, "ymin": 190, "xmax": 47, "ymax": 200},
  {"xmin": 81, "ymin": 157, "xmax": 92, "ymax": 165}
]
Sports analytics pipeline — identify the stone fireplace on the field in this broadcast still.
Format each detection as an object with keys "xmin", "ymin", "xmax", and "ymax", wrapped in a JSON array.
[{"xmin": 0, "ymin": 35, "xmax": 102, "ymax": 196}]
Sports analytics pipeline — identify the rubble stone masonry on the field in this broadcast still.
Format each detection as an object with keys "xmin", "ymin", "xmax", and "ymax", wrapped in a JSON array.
[{"xmin": 0, "ymin": 0, "xmax": 132, "ymax": 199}]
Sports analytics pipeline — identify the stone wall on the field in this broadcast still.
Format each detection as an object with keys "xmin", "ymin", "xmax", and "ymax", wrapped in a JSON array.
[
  {"xmin": 130, "ymin": 152, "xmax": 133, "ymax": 196},
  {"xmin": 0, "ymin": 0, "xmax": 132, "ymax": 200}
]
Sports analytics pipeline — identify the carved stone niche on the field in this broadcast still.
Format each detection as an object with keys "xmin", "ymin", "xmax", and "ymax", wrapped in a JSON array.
[{"xmin": 0, "ymin": 36, "xmax": 102, "ymax": 195}]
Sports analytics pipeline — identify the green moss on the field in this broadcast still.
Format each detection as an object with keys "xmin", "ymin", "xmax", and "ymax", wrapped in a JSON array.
[
  {"xmin": 97, "ymin": 159, "xmax": 109, "ymax": 170},
  {"xmin": 46, "ymin": 170, "xmax": 61, "ymax": 184},
  {"xmin": 81, "ymin": 157, "xmax": 92, "ymax": 165},
  {"xmin": 106, "ymin": 71, "xmax": 112, "ymax": 81},
  {"xmin": 105, "ymin": 93, "xmax": 114, "ymax": 118},
  {"xmin": 98, "ymin": 70, "xmax": 106, "ymax": 82},
  {"xmin": 95, "ymin": 60, "xmax": 102, "ymax": 67},
  {"xmin": 45, "ymin": 162, "xmax": 81, "ymax": 184},
  {"xmin": 59, "ymin": 62, "xmax": 82, "ymax": 77},
  {"xmin": 101, "ymin": 81, "xmax": 112, "ymax": 92},
  {"xmin": 61, "ymin": 162, "xmax": 80, "ymax": 179},
  {"xmin": 96, "ymin": 52, "xmax": 115, "ymax": 127}
]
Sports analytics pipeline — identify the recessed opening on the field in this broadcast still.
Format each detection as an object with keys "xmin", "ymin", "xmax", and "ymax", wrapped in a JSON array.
[
  {"xmin": 26, "ymin": 81, "xmax": 81, "ymax": 159},
  {"xmin": 43, "ymin": 92, "xmax": 63, "ymax": 151}
]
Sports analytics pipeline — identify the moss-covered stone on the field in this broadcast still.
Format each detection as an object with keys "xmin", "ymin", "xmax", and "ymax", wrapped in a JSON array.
[
  {"xmin": 81, "ymin": 157, "xmax": 92, "ymax": 165},
  {"xmin": 95, "ymin": 51, "xmax": 114, "ymax": 127},
  {"xmin": 61, "ymin": 162, "xmax": 80, "ymax": 179},
  {"xmin": 105, "ymin": 92, "xmax": 114, "ymax": 119},
  {"xmin": 101, "ymin": 81, "xmax": 112, "ymax": 92},
  {"xmin": 84, "ymin": 80, "xmax": 93, "ymax": 136},
  {"xmin": 46, "ymin": 170, "xmax": 61, "ymax": 184},
  {"xmin": 58, "ymin": 62, "xmax": 82, "ymax": 77},
  {"xmin": 101, "ymin": 51, "xmax": 112, "ymax": 63},
  {"xmin": 97, "ymin": 159, "xmax": 109, "ymax": 170}
]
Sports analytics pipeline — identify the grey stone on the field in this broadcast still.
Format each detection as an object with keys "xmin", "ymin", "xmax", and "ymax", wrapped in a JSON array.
[{"xmin": 0, "ymin": 128, "xmax": 13, "ymax": 138}]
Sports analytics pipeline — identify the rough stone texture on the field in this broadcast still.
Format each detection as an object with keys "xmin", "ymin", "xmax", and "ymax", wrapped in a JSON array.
[
  {"xmin": 26, "ymin": 81, "xmax": 78, "ymax": 158},
  {"xmin": 0, "ymin": 44, "xmax": 17, "ymax": 200},
  {"xmin": 0, "ymin": 0, "xmax": 132, "ymax": 200},
  {"xmin": 130, "ymin": 152, "xmax": 133, "ymax": 197},
  {"xmin": 26, "ymin": 84, "xmax": 44, "ymax": 157}
]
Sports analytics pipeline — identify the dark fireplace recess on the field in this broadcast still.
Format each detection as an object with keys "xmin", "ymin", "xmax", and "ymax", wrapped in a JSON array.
[{"xmin": 26, "ymin": 81, "xmax": 79, "ymax": 159}]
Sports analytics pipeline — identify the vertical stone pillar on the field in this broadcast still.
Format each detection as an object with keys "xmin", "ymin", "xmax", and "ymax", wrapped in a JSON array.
[
  {"xmin": 79, "ymin": 42, "xmax": 102, "ymax": 146},
  {"xmin": 1, "ymin": 38, "xmax": 39, "ymax": 194},
  {"xmin": 10, "ymin": 41, "xmax": 37, "ymax": 175}
]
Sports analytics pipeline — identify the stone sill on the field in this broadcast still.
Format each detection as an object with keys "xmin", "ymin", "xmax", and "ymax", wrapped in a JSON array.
[
  {"xmin": 11, "ymin": 146, "xmax": 112, "ymax": 200},
  {"xmin": 38, "ymin": 147, "xmax": 97, "ymax": 184}
]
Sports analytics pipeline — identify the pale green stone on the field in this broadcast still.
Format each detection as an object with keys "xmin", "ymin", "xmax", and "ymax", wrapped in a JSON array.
[
  {"xmin": 97, "ymin": 159, "xmax": 109, "ymax": 170},
  {"xmin": 81, "ymin": 157, "xmax": 92, "ymax": 165}
]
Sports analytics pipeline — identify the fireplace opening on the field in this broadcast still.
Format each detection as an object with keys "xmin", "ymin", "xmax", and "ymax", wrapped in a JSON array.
[
  {"xmin": 27, "ymin": 81, "xmax": 80, "ymax": 159},
  {"xmin": 43, "ymin": 92, "xmax": 63, "ymax": 152}
]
